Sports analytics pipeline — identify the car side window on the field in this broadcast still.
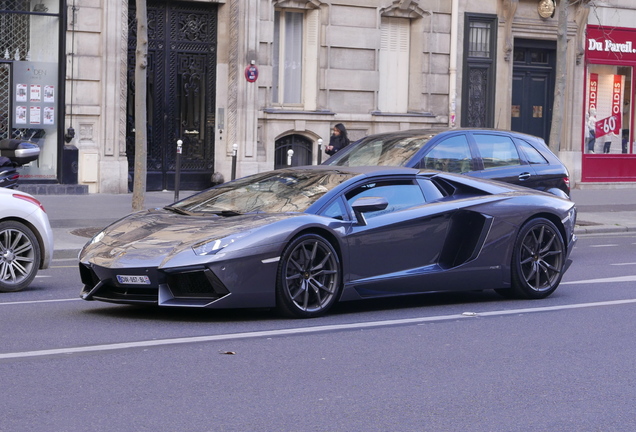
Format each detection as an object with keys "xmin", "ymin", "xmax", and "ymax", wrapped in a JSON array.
[
  {"xmin": 321, "ymin": 197, "xmax": 349, "ymax": 220},
  {"xmin": 345, "ymin": 180, "xmax": 426, "ymax": 219},
  {"xmin": 417, "ymin": 178, "xmax": 446, "ymax": 201},
  {"xmin": 473, "ymin": 134, "xmax": 521, "ymax": 169},
  {"xmin": 418, "ymin": 135, "xmax": 472, "ymax": 173},
  {"xmin": 517, "ymin": 139, "xmax": 549, "ymax": 165}
]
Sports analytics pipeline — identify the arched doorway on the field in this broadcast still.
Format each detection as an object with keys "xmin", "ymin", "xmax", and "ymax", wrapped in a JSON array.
[{"xmin": 274, "ymin": 134, "xmax": 313, "ymax": 169}]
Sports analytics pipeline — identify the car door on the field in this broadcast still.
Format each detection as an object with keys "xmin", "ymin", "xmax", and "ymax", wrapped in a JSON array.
[
  {"xmin": 467, "ymin": 132, "xmax": 540, "ymax": 189},
  {"xmin": 515, "ymin": 137, "xmax": 569, "ymax": 196},
  {"xmin": 341, "ymin": 176, "xmax": 456, "ymax": 295}
]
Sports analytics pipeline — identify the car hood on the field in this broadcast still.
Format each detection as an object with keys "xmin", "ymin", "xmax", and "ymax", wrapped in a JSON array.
[{"xmin": 80, "ymin": 209, "xmax": 298, "ymax": 268}]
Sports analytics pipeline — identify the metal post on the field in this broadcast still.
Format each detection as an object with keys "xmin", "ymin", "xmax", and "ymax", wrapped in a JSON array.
[
  {"xmin": 317, "ymin": 138, "xmax": 323, "ymax": 165},
  {"xmin": 174, "ymin": 139, "xmax": 183, "ymax": 202},
  {"xmin": 231, "ymin": 143, "xmax": 238, "ymax": 180},
  {"xmin": 287, "ymin": 148, "xmax": 294, "ymax": 166}
]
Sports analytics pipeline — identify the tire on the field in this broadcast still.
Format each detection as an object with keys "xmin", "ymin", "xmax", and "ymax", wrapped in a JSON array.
[
  {"xmin": 0, "ymin": 220, "xmax": 41, "ymax": 292},
  {"xmin": 275, "ymin": 234, "xmax": 342, "ymax": 318},
  {"xmin": 510, "ymin": 218, "xmax": 565, "ymax": 299}
]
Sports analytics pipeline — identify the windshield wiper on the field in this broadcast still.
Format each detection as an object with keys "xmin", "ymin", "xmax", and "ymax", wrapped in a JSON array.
[
  {"xmin": 209, "ymin": 210, "xmax": 243, "ymax": 217},
  {"xmin": 163, "ymin": 206, "xmax": 197, "ymax": 216},
  {"xmin": 165, "ymin": 206, "xmax": 244, "ymax": 217}
]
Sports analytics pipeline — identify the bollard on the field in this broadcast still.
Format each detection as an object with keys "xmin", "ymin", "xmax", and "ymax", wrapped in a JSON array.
[
  {"xmin": 287, "ymin": 148, "xmax": 294, "ymax": 166},
  {"xmin": 317, "ymin": 138, "xmax": 323, "ymax": 165},
  {"xmin": 231, "ymin": 143, "xmax": 238, "ymax": 180},
  {"xmin": 174, "ymin": 139, "xmax": 183, "ymax": 202}
]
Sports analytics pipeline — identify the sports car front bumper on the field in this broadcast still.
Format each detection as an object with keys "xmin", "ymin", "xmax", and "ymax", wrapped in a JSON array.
[{"xmin": 79, "ymin": 254, "xmax": 279, "ymax": 309}]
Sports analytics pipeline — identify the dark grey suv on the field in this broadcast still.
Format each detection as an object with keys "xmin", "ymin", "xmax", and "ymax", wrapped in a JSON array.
[{"xmin": 323, "ymin": 128, "xmax": 571, "ymax": 198}]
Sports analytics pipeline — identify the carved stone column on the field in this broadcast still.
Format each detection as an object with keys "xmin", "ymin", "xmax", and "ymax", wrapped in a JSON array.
[{"xmin": 502, "ymin": 0, "xmax": 519, "ymax": 61}]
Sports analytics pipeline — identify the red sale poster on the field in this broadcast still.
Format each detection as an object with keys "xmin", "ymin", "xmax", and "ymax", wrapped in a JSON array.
[{"xmin": 595, "ymin": 74, "xmax": 623, "ymax": 139}]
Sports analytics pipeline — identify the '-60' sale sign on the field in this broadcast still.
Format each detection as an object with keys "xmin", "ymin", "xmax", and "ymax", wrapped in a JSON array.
[{"xmin": 589, "ymin": 73, "xmax": 623, "ymax": 139}]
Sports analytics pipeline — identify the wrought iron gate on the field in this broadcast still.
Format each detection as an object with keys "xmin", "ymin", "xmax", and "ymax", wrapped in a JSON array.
[{"xmin": 127, "ymin": 0, "xmax": 218, "ymax": 191}]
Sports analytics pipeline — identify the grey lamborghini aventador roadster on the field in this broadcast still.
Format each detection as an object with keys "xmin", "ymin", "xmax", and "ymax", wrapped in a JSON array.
[{"xmin": 79, "ymin": 166, "xmax": 577, "ymax": 318}]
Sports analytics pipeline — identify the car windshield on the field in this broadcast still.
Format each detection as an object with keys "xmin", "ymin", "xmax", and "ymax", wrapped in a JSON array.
[
  {"xmin": 325, "ymin": 133, "xmax": 436, "ymax": 166},
  {"xmin": 170, "ymin": 169, "xmax": 357, "ymax": 214}
]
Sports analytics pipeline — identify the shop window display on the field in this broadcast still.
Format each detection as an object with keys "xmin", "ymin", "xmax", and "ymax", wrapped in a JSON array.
[
  {"xmin": 585, "ymin": 65, "xmax": 632, "ymax": 154},
  {"xmin": 0, "ymin": 1, "xmax": 61, "ymax": 181}
]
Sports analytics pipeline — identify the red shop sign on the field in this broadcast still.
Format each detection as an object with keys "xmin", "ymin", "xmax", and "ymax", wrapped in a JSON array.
[{"xmin": 586, "ymin": 25, "xmax": 636, "ymax": 62}]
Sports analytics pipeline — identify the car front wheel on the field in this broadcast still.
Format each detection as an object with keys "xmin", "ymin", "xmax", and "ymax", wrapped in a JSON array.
[
  {"xmin": 510, "ymin": 218, "xmax": 565, "ymax": 299},
  {"xmin": 0, "ymin": 220, "xmax": 41, "ymax": 292},
  {"xmin": 276, "ymin": 234, "xmax": 342, "ymax": 318}
]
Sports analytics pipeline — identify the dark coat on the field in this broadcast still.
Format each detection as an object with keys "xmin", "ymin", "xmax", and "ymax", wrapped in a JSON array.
[{"xmin": 325, "ymin": 134, "xmax": 350, "ymax": 156}]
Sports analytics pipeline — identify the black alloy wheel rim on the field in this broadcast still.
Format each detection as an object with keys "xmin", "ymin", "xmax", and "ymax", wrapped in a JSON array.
[
  {"xmin": 283, "ymin": 239, "xmax": 339, "ymax": 313},
  {"xmin": 519, "ymin": 224, "xmax": 563, "ymax": 292}
]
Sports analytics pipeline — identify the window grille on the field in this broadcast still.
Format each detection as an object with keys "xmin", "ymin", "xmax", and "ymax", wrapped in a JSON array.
[
  {"xmin": 0, "ymin": 1, "xmax": 31, "ymax": 60},
  {"xmin": 468, "ymin": 21, "xmax": 490, "ymax": 58},
  {"xmin": 0, "ymin": 64, "xmax": 9, "ymax": 139}
]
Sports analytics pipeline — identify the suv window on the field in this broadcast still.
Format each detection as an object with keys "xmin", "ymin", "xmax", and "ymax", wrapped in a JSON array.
[
  {"xmin": 330, "ymin": 136, "xmax": 430, "ymax": 167},
  {"xmin": 517, "ymin": 139, "xmax": 548, "ymax": 165},
  {"xmin": 473, "ymin": 134, "xmax": 521, "ymax": 169},
  {"xmin": 418, "ymin": 134, "xmax": 472, "ymax": 173}
]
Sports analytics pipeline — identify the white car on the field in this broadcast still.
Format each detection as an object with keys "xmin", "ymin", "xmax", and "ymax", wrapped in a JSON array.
[{"xmin": 0, "ymin": 188, "xmax": 54, "ymax": 292}]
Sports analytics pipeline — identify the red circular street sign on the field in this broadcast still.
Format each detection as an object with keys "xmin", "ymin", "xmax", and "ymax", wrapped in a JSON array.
[{"xmin": 245, "ymin": 65, "xmax": 258, "ymax": 82}]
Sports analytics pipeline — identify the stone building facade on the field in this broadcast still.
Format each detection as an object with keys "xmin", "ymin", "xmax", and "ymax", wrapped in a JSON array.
[{"xmin": 53, "ymin": 0, "xmax": 631, "ymax": 193}]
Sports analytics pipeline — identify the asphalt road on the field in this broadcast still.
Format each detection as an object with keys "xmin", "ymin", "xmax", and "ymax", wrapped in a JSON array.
[{"xmin": 1, "ymin": 232, "xmax": 636, "ymax": 431}]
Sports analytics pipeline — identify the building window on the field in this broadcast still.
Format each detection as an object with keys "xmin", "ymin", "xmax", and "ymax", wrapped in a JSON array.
[
  {"xmin": 379, "ymin": 17, "xmax": 410, "ymax": 113},
  {"xmin": 271, "ymin": 7, "xmax": 319, "ymax": 109},
  {"xmin": 467, "ymin": 21, "xmax": 491, "ymax": 58},
  {"xmin": 273, "ymin": 11, "xmax": 303, "ymax": 105},
  {"xmin": 461, "ymin": 14, "xmax": 497, "ymax": 128}
]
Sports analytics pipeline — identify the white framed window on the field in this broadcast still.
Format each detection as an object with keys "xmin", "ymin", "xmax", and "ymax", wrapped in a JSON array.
[
  {"xmin": 272, "ymin": 9, "xmax": 319, "ymax": 109},
  {"xmin": 379, "ymin": 17, "xmax": 410, "ymax": 113}
]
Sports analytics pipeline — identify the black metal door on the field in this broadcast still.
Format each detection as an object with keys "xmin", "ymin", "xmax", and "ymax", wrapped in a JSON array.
[
  {"xmin": 274, "ymin": 135, "xmax": 313, "ymax": 169},
  {"xmin": 127, "ymin": 1, "xmax": 217, "ymax": 191},
  {"xmin": 511, "ymin": 40, "xmax": 555, "ymax": 143}
]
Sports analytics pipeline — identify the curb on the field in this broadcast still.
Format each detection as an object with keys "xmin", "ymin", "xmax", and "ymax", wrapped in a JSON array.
[{"xmin": 574, "ymin": 225, "xmax": 636, "ymax": 235}]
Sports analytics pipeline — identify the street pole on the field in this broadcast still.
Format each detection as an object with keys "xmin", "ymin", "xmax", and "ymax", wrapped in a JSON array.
[
  {"xmin": 174, "ymin": 139, "xmax": 183, "ymax": 202},
  {"xmin": 317, "ymin": 138, "xmax": 323, "ymax": 164},
  {"xmin": 231, "ymin": 143, "xmax": 238, "ymax": 180}
]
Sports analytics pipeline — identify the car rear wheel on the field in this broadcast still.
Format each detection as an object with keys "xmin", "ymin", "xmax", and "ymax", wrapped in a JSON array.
[
  {"xmin": 0, "ymin": 220, "xmax": 41, "ymax": 292},
  {"xmin": 276, "ymin": 234, "xmax": 342, "ymax": 318},
  {"xmin": 510, "ymin": 218, "xmax": 565, "ymax": 299}
]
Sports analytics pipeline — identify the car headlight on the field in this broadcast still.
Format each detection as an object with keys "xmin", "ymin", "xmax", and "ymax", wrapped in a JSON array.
[
  {"xmin": 192, "ymin": 232, "xmax": 251, "ymax": 256},
  {"xmin": 89, "ymin": 230, "xmax": 105, "ymax": 245}
]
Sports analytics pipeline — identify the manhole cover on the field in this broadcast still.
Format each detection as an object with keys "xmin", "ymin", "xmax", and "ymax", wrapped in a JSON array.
[{"xmin": 70, "ymin": 227, "xmax": 103, "ymax": 238}]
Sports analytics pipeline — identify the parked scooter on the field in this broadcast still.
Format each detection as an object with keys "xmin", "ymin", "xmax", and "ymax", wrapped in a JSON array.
[{"xmin": 0, "ymin": 139, "xmax": 41, "ymax": 189}]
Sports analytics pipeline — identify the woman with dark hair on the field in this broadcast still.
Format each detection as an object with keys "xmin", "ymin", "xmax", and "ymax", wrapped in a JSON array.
[{"xmin": 325, "ymin": 123, "xmax": 350, "ymax": 156}]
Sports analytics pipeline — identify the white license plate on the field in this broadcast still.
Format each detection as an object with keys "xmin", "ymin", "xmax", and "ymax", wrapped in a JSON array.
[{"xmin": 116, "ymin": 275, "xmax": 151, "ymax": 285}]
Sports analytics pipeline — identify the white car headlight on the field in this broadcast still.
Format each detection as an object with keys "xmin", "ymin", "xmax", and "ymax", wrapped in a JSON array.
[
  {"xmin": 89, "ymin": 230, "xmax": 105, "ymax": 245},
  {"xmin": 192, "ymin": 232, "xmax": 251, "ymax": 256}
]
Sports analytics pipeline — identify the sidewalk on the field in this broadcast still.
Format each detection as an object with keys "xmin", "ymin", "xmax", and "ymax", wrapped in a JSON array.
[{"xmin": 32, "ymin": 187, "xmax": 636, "ymax": 259}]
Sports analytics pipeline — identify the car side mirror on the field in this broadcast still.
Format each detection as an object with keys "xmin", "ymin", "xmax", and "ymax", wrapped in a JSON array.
[{"xmin": 351, "ymin": 196, "xmax": 388, "ymax": 226}]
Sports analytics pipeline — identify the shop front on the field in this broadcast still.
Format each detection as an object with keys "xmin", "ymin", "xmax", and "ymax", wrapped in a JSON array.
[
  {"xmin": 583, "ymin": 25, "xmax": 636, "ymax": 182},
  {"xmin": 0, "ymin": 0, "xmax": 66, "ymax": 184}
]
